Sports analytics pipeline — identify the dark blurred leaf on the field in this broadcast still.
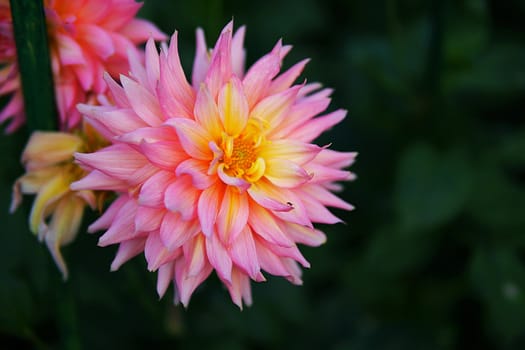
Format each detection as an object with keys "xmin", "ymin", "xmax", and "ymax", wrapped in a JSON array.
[
  {"xmin": 395, "ymin": 144, "xmax": 472, "ymax": 234},
  {"xmin": 469, "ymin": 247, "xmax": 525, "ymax": 341},
  {"xmin": 445, "ymin": 44, "xmax": 525, "ymax": 97},
  {"xmin": 467, "ymin": 164, "xmax": 525, "ymax": 239},
  {"xmin": 444, "ymin": 0, "xmax": 488, "ymax": 65}
]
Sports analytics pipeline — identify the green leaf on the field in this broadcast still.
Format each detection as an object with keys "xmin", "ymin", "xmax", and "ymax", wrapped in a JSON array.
[
  {"xmin": 10, "ymin": 0, "xmax": 57, "ymax": 131},
  {"xmin": 395, "ymin": 144, "xmax": 472, "ymax": 234},
  {"xmin": 469, "ymin": 247, "xmax": 525, "ymax": 341}
]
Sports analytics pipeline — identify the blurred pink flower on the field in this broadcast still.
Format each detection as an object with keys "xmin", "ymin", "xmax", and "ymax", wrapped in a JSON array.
[
  {"xmin": 73, "ymin": 22, "xmax": 356, "ymax": 308},
  {"xmin": 0, "ymin": 0, "xmax": 166, "ymax": 132}
]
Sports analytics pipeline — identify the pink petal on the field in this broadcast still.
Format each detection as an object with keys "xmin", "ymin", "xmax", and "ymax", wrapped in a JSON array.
[
  {"xmin": 216, "ymin": 186, "xmax": 249, "ymax": 244},
  {"xmin": 165, "ymin": 118, "xmax": 212, "ymax": 160},
  {"xmin": 248, "ymin": 85, "xmax": 301, "ymax": 131},
  {"xmin": 174, "ymin": 256, "xmax": 213, "ymax": 307},
  {"xmin": 70, "ymin": 169, "xmax": 128, "ymax": 192},
  {"xmin": 98, "ymin": 198, "xmax": 138, "ymax": 246},
  {"xmin": 191, "ymin": 28, "xmax": 209, "ymax": 88},
  {"xmin": 88, "ymin": 195, "xmax": 129, "ymax": 233},
  {"xmin": 121, "ymin": 75, "xmax": 163, "ymax": 126},
  {"xmin": 145, "ymin": 232, "xmax": 180, "ymax": 271},
  {"xmin": 231, "ymin": 26, "xmax": 246, "ymax": 78},
  {"xmin": 160, "ymin": 212, "xmax": 200, "ymax": 251},
  {"xmin": 183, "ymin": 234, "xmax": 207, "ymax": 277},
  {"xmin": 176, "ymin": 159, "xmax": 216, "ymax": 190},
  {"xmin": 268, "ymin": 58, "xmax": 309, "ymax": 95},
  {"xmin": 138, "ymin": 171, "xmax": 175, "ymax": 208},
  {"xmin": 242, "ymin": 39, "xmax": 283, "ymax": 107},
  {"xmin": 197, "ymin": 185, "xmax": 223, "ymax": 237},
  {"xmin": 56, "ymin": 33, "xmax": 86, "ymax": 65},
  {"xmin": 204, "ymin": 24, "xmax": 233, "ymax": 99},
  {"xmin": 77, "ymin": 24, "xmax": 115, "ymax": 59},
  {"xmin": 156, "ymin": 262, "xmax": 174, "ymax": 298},
  {"xmin": 264, "ymin": 159, "xmax": 312, "ymax": 188},
  {"xmin": 74, "ymin": 144, "xmax": 148, "ymax": 182},
  {"xmin": 110, "ymin": 237, "xmax": 146, "ymax": 271},
  {"xmin": 279, "ymin": 222, "xmax": 326, "ymax": 247},
  {"xmin": 289, "ymin": 110, "xmax": 347, "ymax": 142},
  {"xmin": 158, "ymin": 32, "xmax": 194, "ymax": 119},
  {"xmin": 248, "ymin": 203, "xmax": 294, "ymax": 247},
  {"xmin": 226, "ymin": 267, "xmax": 253, "ymax": 309},
  {"xmin": 78, "ymin": 105, "xmax": 148, "ymax": 139},
  {"xmin": 119, "ymin": 18, "xmax": 167, "ymax": 43},
  {"xmin": 247, "ymin": 179, "xmax": 295, "ymax": 212},
  {"xmin": 135, "ymin": 206, "xmax": 165, "ymax": 232},
  {"xmin": 205, "ymin": 233, "xmax": 232, "ymax": 283},
  {"xmin": 140, "ymin": 139, "xmax": 186, "ymax": 170},
  {"xmin": 164, "ymin": 176, "xmax": 199, "ymax": 220},
  {"xmin": 230, "ymin": 226, "xmax": 260, "ymax": 279}
]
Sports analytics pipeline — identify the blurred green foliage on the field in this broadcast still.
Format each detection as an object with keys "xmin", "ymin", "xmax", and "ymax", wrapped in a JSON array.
[{"xmin": 1, "ymin": 0, "xmax": 524, "ymax": 349}]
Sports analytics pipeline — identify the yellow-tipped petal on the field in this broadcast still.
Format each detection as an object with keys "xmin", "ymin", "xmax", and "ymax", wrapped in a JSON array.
[
  {"xmin": 44, "ymin": 196, "xmax": 85, "ymax": 279},
  {"xmin": 22, "ymin": 131, "xmax": 83, "ymax": 170},
  {"xmin": 29, "ymin": 174, "xmax": 70, "ymax": 235},
  {"xmin": 218, "ymin": 77, "xmax": 249, "ymax": 136}
]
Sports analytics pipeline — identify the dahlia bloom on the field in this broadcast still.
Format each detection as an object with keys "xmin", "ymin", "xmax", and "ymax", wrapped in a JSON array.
[
  {"xmin": 73, "ymin": 22, "xmax": 356, "ymax": 308},
  {"xmin": 0, "ymin": 0, "xmax": 165, "ymax": 132},
  {"xmin": 11, "ymin": 124, "xmax": 108, "ymax": 278}
]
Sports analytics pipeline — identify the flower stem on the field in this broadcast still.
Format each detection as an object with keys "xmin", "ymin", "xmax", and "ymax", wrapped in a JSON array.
[{"xmin": 10, "ymin": 0, "xmax": 57, "ymax": 131}]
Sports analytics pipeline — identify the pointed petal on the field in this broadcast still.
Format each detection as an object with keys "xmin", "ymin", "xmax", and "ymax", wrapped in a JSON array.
[
  {"xmin": 264, "ymin": 159, "xmax": 312, "ymax": 188},
  {"xmin": 248, "ymin": 203, "xmax": 294, "ymax": 247},
  {"xmin": 165, "ymin": 118, "xmax": 212, "ymax": 160},
  {"xmin": 218, "ymin": 77, "xmax": 249, "ymax": 136},
  {"xmin": 176, "ymin": 159, "xmax": 216, "ymax": 190},
  {"xmin": 160, "ymin": 212, "xmax": 200, "ymax": 251},
  {"xmin": 135, "ymin": 206, "xmax": 165, "ymax": 232},
  {"xmin": 110, "ymin": 237, "xmax": 147, "ymax": 271},
  {"xmin": 205, "ymin": 233, "xmax": 232, "ymax": 283},
  {"xmin": 22, "ymin": 132, "xmax": 82, "ymax": 170},
  {"xmin": 164, "ymin": 176, "xmax": 199, "ymax": 220},
  {"xmin": 217, "ymin": 186, "xmax": 249, "ymax": 244},
  {"xmin": 230, "ymin": 226, "xmax": 260, "ymax": 279},
  {"xmin": 197, "ymin": 185, "xmax": 223, "ymax": 237}
]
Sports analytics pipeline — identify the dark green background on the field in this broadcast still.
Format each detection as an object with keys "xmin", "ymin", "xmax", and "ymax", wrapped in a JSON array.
[{"xmin": 1, "ymin": 0, "xmax": 525, "ymax": 349}]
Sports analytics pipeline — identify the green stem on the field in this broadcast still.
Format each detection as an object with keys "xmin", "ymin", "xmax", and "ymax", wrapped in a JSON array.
[{"xmin": 10, "ymin": 0, "xmax": 57, "ymax": 131}]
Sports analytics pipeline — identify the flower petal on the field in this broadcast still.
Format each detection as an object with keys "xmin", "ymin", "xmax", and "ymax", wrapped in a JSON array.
[
  {"xmin": 22, "ymin": 132, "xmax": 82, "ymax": 170},
  {"xmin": 198, "ymin": 185, "xmax": 223, "ymax": 237},
  {"xmin": 164, "ymin": 176, "xmax": 199, "ymax": 220},
  {"xmin": 165, "ymin": 118, "xmax": 212, "ymax": 160},
  {"xmin": 230, "ymin": 226, "xmax": 260, "ymax": 279},
  {"xmin": 264, "ymin": 159, "xmax": 312, "ymax": 188},
  {"xmin": 217, "ymin": 186, "xmax": 249, "ymax": 244},
  {"xmin": 205, "ymin": 232, "xmax": 232, "ymax": 283},
  {"xmin": 218, "ymin": 77, "xmax": 249, "ymax": 136}
]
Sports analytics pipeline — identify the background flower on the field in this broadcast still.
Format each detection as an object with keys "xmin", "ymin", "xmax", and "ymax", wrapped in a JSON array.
[
  {"xmin": 0, "ymin": 0, "xmax": 165, "ymax": 132},
  {"xmin": 73, "ymin": 21, "xmax": 355, "ymax": 308},
  {"xmin": 11, "ymin": 123, "xmax": 108, "ymax": 279}
]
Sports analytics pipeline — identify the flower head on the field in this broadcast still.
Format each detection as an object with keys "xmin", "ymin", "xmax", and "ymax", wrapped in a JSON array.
[
  {"xmin": 0, "ymin": 0, "xmax": 166, "ymax": 132},
  {"xmin": 11, "ymin": 123, "xmax": 108, "ymax": 278},
  {"xmin": 73, "ymin": 22, "xmax": 356, "ymax": 308}
]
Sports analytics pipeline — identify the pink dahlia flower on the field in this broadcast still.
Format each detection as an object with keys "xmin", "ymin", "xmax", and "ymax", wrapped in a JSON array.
[
  {"xmin": 73, "ymin": 22, "xmax": 356, "ymax": 308},
  {"xmin": 0, "ymin": 0, "xmax": 166, "ymax": 132}
]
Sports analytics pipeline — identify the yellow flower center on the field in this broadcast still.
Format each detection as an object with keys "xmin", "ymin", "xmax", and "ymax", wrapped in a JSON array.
[
  {"xmin": 213, "ymin": 120, "xmax": 267, "ymax": 184},
  {"xmin": 223, "ymin": 137, "xmax": 257, "ymax": 175}
]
